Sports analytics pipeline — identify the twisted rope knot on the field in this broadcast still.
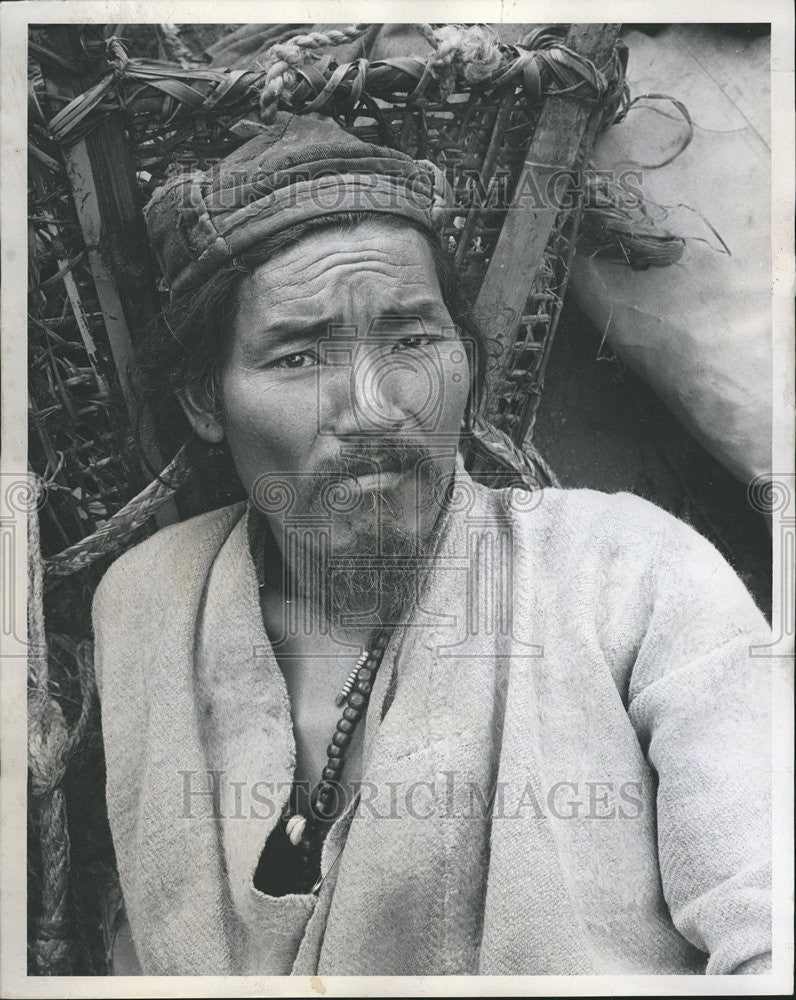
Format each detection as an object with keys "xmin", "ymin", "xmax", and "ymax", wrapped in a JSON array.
[
  {"xmin": 28, "ymin": 689, "xmax": 71, "ymax": 798},
  {"xmin": 35, "ymin": 916, "xmax": 71, "ymax": 942},
  {"xmin": 549, "ymin": 44, "xmax": 609, "ymax": 98},
  {"xmin": 106, "ymin": 36, "xmax": 130, "ymax": 77},
  {"xmin": 33, "ymin": 936, "xmax": 72, "ymax": 973},
  {"xmin": 259, "ymin": 23, "xmax": 370, "ymax": 123},
  {"xmin": 428, "ymin": 24, "xmax": 505, "ymax": 83},
  {"xmin": 28, "ymin": 502, "xmax": 96, "ymax": 973}
]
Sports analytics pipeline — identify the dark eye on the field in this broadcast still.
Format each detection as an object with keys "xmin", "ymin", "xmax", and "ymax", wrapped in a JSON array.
[
  {"xmin": 267, "ymin": 351, "xmax": 319, "ymax": 370},
  {"xmin": 392, "ymin": 336, "xmax": 431, "ymax": 353}
]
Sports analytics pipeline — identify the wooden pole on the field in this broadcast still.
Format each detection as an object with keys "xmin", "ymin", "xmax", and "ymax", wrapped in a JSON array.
[
  {"xmin": 474, "ymin": 24, "xmax": 622, "ymax": 427},
  {"xmin": 35, "ymin": 24, "xmax": 177, "ymax": 527}
]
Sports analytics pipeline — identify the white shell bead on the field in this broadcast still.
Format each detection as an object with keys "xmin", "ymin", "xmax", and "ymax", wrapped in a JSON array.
[{"xmin": 285, "ymin": 814, "xmax": 306, "ymax": 846}]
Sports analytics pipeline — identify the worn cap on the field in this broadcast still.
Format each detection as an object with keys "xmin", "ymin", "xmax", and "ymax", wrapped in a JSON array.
[{"xmin": 144, "ymin": 112, "xmax": 452, "ymax": 298}]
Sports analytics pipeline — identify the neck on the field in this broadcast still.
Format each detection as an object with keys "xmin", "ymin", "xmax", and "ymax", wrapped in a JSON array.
[
  {"xmin": 251, "ymin": 509, "xmax": 388, "ymax": 651},
  {"xmin": 259, "ymin": 579, "xmax": 377, "ymax": 655}
]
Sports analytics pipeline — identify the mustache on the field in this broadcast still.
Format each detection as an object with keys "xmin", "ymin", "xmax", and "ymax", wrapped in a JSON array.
[
  {"xmin": 299, "ymin": 439, "xmax": 446, "ymax": 519},
  {"xmin": 313, "ymin": 439, "xmax": 435, "ymax": 481},
  {"xmin": 249, "ymin": 439, "xmax": 451, "ymax": 520}
]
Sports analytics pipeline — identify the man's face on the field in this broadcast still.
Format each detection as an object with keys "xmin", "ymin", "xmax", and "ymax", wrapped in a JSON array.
[{"xmin": 214, "ymin": 219, "xmax": 470, "ymax": 612}]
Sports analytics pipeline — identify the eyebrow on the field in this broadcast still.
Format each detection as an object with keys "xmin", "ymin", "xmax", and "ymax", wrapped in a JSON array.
[{"xmin": 245, "ymin": 294, "xmax": 451, "ymax": 352}]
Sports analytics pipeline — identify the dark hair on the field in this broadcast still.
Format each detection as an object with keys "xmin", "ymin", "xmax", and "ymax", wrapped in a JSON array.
[{"xmin": 135, "ymin": 211, "xmax": 487, "ymax": 512}]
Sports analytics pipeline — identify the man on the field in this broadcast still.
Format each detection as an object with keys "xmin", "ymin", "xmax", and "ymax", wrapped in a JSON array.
[{"xmin": 93, "ymin": 113, "xmax": 772, "ymax": 976}]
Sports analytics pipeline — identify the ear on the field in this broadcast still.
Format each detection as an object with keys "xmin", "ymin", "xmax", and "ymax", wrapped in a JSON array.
[{"xmin": 178, "ymin": 386, "xmax": 225, "ymax": 444}]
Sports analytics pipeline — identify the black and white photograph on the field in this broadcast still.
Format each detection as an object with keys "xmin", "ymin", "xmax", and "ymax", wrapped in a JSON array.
[{"xmin": 1, "ymin": 1, "xmax": 793, "ymax": 995}]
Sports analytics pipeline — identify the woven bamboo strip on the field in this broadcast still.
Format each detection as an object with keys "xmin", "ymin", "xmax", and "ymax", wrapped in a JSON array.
[{"xmin": 474, "ymin": 24, "xmax": 622, "ymax": 425}]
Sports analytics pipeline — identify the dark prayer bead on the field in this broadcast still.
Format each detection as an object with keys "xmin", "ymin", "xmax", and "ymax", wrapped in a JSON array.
[
  {"xmin": 311, "ymin": 784, "xmax": 337, "ymax": 815},
  {"xmin": 265, "ymin": 634, "xmax": 392, "ymax": 893}
]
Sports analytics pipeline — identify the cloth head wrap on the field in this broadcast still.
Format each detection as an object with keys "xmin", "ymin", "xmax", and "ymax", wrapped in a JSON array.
[{"xmin": 144, "ymin": 112, "xmax": 452, "ymax": 298}]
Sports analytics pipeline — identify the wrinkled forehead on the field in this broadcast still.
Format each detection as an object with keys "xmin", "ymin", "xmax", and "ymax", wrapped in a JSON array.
[{"xmin": 233, "ymin": 221, "xmax": 449, "ymax": 333}]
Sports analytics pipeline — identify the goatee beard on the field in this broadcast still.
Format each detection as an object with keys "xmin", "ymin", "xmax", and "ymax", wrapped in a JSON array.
[
  {"xmin": 292, "ymin": 484, "xmax": 442, "ymax": 629},
  {"xmin": 252, "ymin": 438, "xmax": 458, "ymax": 627},
  {"xmin": 251, "ymin": 438, "xmax": 456, "ymax": 629}
]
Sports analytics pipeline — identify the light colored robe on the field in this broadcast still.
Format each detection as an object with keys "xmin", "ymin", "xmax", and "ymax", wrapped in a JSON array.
[{"xmin": 92, "ymin": 470, "xmax": 772, "ymax": 975}]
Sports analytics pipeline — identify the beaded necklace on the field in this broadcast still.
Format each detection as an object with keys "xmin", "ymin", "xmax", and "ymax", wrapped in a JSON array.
[
  {"xmin": 253, "ymin": 629, "xmax": 391, "ymax": 896},
  {"xmin": 248, "ymin": 506, "xmax": 393, "ymax": 894}
]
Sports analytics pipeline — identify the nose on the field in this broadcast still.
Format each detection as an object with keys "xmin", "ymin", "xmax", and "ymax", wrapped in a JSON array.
[
  {"xmin": 349, "ymin": 342, "xmax": 413, "ymax": 434},
  {"xmin": 325, "ymin": 338, "xmax": 437, "ymax": 437}
]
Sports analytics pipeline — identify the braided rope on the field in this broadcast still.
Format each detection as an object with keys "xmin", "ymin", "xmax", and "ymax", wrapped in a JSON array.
[
  {"xmin": 44, "ymin": 443, "xmax": 191, "ymax": 579},
  {"xmin": 28, "ymin": 499, "xmax": 97, "ymax": 974},
  {"xmin": 470, "ymin": 412, "xmax": 560, "ymax": 489},
  {"xmin": 156, "ymin": 23, "xmax": 196, "ymax": 69},
  {"xmin": 258, "ymin": 23, "xmax": 370, "ymax": 123}
]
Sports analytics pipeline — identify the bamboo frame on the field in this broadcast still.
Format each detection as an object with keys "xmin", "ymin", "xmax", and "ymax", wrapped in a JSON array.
[
  {"xmin": 473, "ymin": 23, "xmax": 623, "ymax": 424},
  {"xmin": 37, "ymin": 25, "xmax": 178, "ymax": 529}
]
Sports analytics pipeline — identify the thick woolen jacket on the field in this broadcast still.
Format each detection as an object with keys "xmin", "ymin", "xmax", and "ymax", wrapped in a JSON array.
[{"xmin": 92, "ymin": 472, "xmax": 772, "ymax": 975}]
